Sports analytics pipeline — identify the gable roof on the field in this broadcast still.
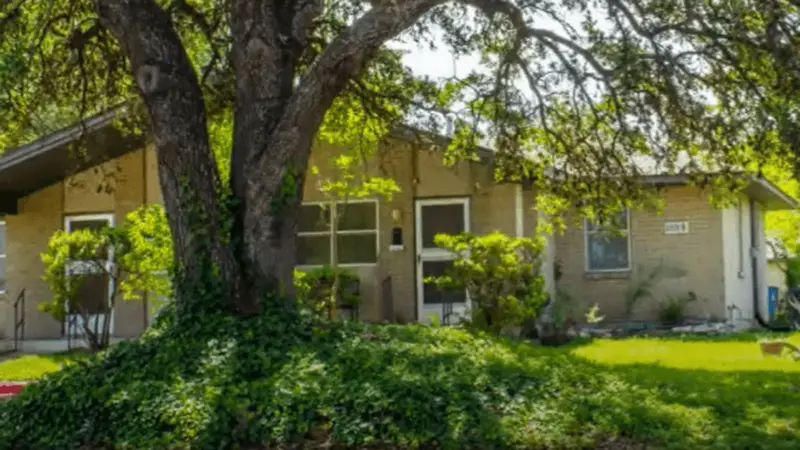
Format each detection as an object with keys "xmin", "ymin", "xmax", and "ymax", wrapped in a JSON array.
[
  {"xmin": 0, "ymin": 109, "xmax": 143, "ymax": 214},
  {"xmin": 0, "ymin": 110, "xmax": 493, "ymax": 215},
  {"xmin": 0, "ymin": 111, "xmax": 797, "ymax": 214}
]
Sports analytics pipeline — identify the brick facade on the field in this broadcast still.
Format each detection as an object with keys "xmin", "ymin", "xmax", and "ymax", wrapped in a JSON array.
[
  {"xmin": 555, "ymin": 186, "xmax": 727, "ymax": 321},
  {"xmin": 2, "ymin": 138, "xmax": 531, "ymax": 339},
  {"xmin": 0, "ymin": 138, "xmax": 774, "ymax": 340}
]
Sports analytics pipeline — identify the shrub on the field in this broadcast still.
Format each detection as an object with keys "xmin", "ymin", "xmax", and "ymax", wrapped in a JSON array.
[
  {"xmin": 2, "ymin": 299, "xmax": 795, "ymax": 449},
  {"xmin": 657, "ymin": 291, "xmax": 698, "ymax": 325},
  {"xmin": 779, "ymin": 291, "xmax": 800, "ymax": 329},
  {"xmin": 294, "ymin": 266, "xmax": 361, "ymax": 319},
  {"xmin": 550, "ymin": 287, "xmax": 580, "ymax": 328},
  {"xmin": 785, "ymin": 255, "xmax": 800, "ymax": 289},
  {"xmin": 40, "ymin": 204, "xmax": 172, "ymax": 351},
  {"xmin": 0, "ymin": 301, "xmax": 667, "ymax": 450},
  {"xmin": 424, "ymin": 231, "xmax": 547, "ymax": 334}
]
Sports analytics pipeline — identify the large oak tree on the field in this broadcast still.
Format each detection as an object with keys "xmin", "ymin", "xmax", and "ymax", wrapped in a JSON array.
[{"xmin": 1, "ymin": 0, "xmax": 798, "ymax": 315}]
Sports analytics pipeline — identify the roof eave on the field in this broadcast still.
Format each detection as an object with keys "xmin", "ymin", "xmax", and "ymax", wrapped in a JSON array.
[
  {"xmin": 744, "ymin": 177, "xmax": 799, "ymax": 211},
  {"xmin": 0, "ymin": 109, "xmax": 122, "ymax": 171}
]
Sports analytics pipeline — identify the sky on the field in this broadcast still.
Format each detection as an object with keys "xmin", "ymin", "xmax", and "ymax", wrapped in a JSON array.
[
  {"xmin": 395, "ymin": 38, "xmax": 479, "ymax": 80},
  {"xmin": 385, "ymin": 10, "xmax": 586, "ymax": 132},
  {"xmin": 385, "ymin": 16, "xmax": 701, "ymax": 175},
  {"xmin": 390, "ymin": 7, "xmax": 574, "ymax": 79}
]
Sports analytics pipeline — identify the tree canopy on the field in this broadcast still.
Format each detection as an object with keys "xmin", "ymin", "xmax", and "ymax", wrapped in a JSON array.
[{"xmin": 1, "ymin": 0, "xmax": 799, "ymax": 313}]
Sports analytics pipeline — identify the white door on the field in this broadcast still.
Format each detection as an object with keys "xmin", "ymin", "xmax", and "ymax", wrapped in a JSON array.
[
  {"xmin": 64, "ymin": 214, "xmax": 115, "ymax": 336},
  {"xmin": 415, "ymin": 198, "xmax": 471, "ymax": 324}
]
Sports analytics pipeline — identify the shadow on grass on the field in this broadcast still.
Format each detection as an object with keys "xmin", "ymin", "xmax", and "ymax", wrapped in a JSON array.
[
  {"xmin": 547, "ymin": 332, "xmax": 800, "ymax": 450},
  {"xmin": 2, "ymin": 319, "xmax": 799, "ymax": 450},
  {"xmin": 595, "ymin": 362, "xmax": 800, "ymax": 450}
]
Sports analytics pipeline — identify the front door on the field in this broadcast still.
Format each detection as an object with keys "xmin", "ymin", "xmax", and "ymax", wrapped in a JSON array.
[
  {"xmin": 415, "ymin": 198, "xmax": 470, "ymax": 324},
  {"xmin": 64, "ymin": 214, "xmax": 115, "ymax": 336}
]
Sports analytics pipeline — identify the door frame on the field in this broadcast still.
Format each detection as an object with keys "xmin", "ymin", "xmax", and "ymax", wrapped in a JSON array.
[
  {"xmin": 63, "ymin": 213, "xmax": 116, "ymax": 336},
  {"xmin": 414, "ymin": 197, "xmax": 471, "ymax": 323}
]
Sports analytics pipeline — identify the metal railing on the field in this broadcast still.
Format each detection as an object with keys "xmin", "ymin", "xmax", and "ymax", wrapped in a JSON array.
[{"xmin": 12, "ymin": 289, "xmax": 26, "ymax": 352}]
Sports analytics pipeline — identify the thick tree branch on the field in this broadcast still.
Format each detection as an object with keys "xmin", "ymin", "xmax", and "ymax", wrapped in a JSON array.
[{"xmin": 242, "ymin": 0, "xmax": 447, "ymax": 297}]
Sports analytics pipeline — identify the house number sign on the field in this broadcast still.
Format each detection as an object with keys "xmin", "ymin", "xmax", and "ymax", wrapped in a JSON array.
[{"xmin": 664, "ymin": 220, "xmax": 689, "ymax": 235}]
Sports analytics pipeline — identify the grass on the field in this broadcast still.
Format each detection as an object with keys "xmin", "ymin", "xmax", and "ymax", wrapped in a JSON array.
[
  {"xmin": 570, "ymin": 331, "xmax": 800, "ymax": 370},
  {"xmin": 1, "ymin": 320, "xmax": 799, "ymax": 449},
  {"xmin": 0, "ymin": 350, "xmax": 90, "ymax": 381},
  {"xmin": 566, "ymin": 331, "xmax": 800, "ymax": 449}
]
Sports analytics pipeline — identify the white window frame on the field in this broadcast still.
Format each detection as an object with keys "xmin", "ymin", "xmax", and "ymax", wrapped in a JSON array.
[
  {"xmin": 584, "ymin": 209, "xmax": 632, "ymax": 273},
  {"xmin": 0, "ymin": 219, "xmax": 6, "ymax": 295},
  {"xmin": 296, "ymin": 198, "xmax": 380, "ymax": 269}
]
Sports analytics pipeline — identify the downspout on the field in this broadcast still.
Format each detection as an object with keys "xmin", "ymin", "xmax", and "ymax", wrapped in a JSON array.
[{"xmin": 750, "ymin": 198, "xmax": 790, "ymax": 330}]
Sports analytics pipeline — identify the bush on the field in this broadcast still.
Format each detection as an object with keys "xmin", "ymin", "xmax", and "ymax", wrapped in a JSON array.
[
  {"xmin": 294, "ymin": 266, "xmax": 361, "ymax": 319},
  {"xmin": 0, "ymin": 300, "xmax": 665, "ymax": 450},
  {"xmin": 39, "ymin": 204, "xmax": 172, "ymax": 351},
  {"xmin": 656, "ymin": 291, "xmax": 698, "ymax": 325},
  {"xmin": 3, "ymin": 299, "xmax": 796, "ymax": 449},
  {"xmin": 785, "ymin": 255, "xmax": 800, "ymax": 289},
  {"xmin": 424, "ymin": 232, "xmax": 547, "ymax": 334}
]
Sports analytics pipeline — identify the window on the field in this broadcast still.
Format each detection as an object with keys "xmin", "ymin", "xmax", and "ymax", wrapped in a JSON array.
[
  {"xmin": 297, "ymin": 200, "xmax": 378, "ymax": 266},
  {"xmin": 585, "ymin": 210, "xmax": 631, "ymax": 272},
  {"xmin": 0, "ymin": 220, "xmax": 5, "ymax": 294}
]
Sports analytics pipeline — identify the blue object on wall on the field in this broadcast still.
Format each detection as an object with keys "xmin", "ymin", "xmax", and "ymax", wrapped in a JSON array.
[{"xmin": 767, "ymin": 286, "xmax": 779, "ymax": 320}]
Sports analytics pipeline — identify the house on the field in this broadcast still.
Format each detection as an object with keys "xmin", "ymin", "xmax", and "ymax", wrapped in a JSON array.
[{"xmin": 0, "ymin": 114, "xmax": 796, "ymax": 352}]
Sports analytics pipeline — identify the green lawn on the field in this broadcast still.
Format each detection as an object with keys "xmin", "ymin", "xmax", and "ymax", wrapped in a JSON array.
[
  {"xmin": 567, "ymin": 332, "xmax": 800, "ymax": 449},
  {"xmin": 0, "ymin": 350, "xmax": 90, "ymax": 381}
]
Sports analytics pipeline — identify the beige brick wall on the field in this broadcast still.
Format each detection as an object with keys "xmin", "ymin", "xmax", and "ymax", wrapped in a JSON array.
[
  {"xmin": 4, "ymin": 138, "xmax": 524, "ymax": 338},
  {"xmin": 112, "ymin": 151, "xmax": 149, "ymax": 337},
  {"xmin": 301, "ymin": 139, "xmax": 520, "ymax": 323},
  {"xmin": 555, "ymin": 185, "xmax": 726, "ymax": 322},
  {"xmin": 3, "ymin": 149, "xmax": 151, "ymax": 340},
  {"xmin": 4, "ymin": 183, "xmax": 65, "ymax": 339}
]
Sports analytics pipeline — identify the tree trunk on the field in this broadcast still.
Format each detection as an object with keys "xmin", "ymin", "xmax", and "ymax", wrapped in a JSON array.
[
  {"xmin": 239, "ymin": 0, "xmax": 449, "ymax": 309},
  {"xmin": 96, "ymin": 0, "xmax": 449, "ymax": 316},
  {"xmin": 96, "ymin": 0, "xmax": 241, "ymax": 314},
  {"xmin": 227, "ymin": 0, "xmax": 299, "ymax": 312}
]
